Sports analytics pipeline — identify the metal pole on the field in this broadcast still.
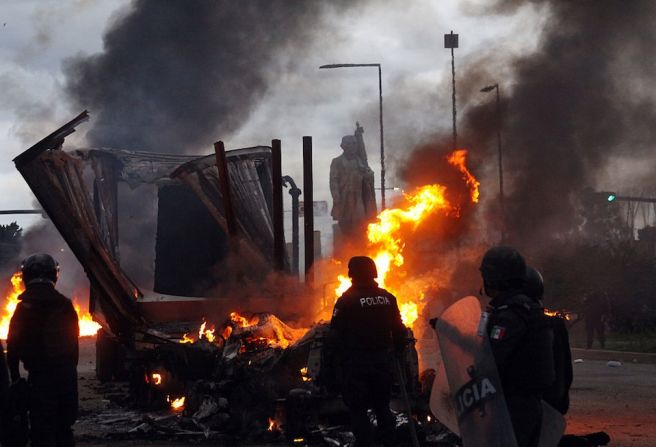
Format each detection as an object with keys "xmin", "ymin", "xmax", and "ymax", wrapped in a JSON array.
[
  {"xmin": 0, "ymin": 210, "xmax": 44, "ymax": 215},
  {"xmin": 451, "ymin": 46, "xmax": 457, "ymax": 151},
  {"xmin": 214, "ymin": 141, "xmax": 238, "ymax": 241},
  {"xmin": 303, "ymin": 136, "xmax": 314, "ymax": 285},
  {"xmin": 495, "ymin": 85, "xmax": 506, "ymax": 242},
  {"xmin": 271, "ymin": 139, "xmax": 285, "ymax": 271},
  {"xmin": 282, "ymin": 176, "xmax": 301, "ymax": 275},
  {"xmin": 378, "ymin": 65, "xmax": 385, "ymax": 210}
]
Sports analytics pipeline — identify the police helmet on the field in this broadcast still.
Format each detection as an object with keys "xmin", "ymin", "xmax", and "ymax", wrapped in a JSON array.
[
  {"xmin": 348, "ymin": 256, "xmax": 377, "ymax": 281},
  {"xmin": 21, "ymin": 253, "xmax": 60, "ymax": 285},
  {"xmin": 479, "ymin": 246, "xmax": 527, "ymax": 283},
  {"xmin": 524, "ymin": 266, "xmax": 544, "ymax": 300}
]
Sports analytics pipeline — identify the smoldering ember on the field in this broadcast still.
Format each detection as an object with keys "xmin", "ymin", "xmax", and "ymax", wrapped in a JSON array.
[{"xmin": 2, "ymin": 2, "xmax": 656, "ymax": 447}]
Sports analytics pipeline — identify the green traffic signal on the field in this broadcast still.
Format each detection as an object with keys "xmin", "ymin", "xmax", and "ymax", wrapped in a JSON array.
[{"xmin": 607, "ymin": 194, "xmax": 616, "ymax": 202}]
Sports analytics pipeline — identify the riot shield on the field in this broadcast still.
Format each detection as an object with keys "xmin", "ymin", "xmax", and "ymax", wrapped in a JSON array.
[
  {"xmin": 431, "ymin": 296, "xmax": 518, "ymax": 447},
  {"xmin": 430, "ymin": 351, "xmax": 460, "ymax": 434},
  {"xmin": 538, "ymin": 401, "xmax": 566, "ymax": 447},
  {"xmin": 426, "ymin": 320, "xmax": 459, "ymax": 434}
]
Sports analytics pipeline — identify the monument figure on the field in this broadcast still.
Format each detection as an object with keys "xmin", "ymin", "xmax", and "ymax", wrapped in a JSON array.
[{"xmin": 329, "ymin": 123, "xmax": 377, "ymax": 235}]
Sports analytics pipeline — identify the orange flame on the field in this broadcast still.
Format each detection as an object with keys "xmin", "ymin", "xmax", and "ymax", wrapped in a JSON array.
[
  {"xmin": 447, "ymin": 149, "xmax": 480, "ymax": 203},
  {"xmin": 300, "ymin": 366, "xmax": 311, "ymax": 382},
  {"xmin": 230, "ymin": 311, "xmax": 259, "ymax": 328},
  {"xmin": 222, "ymin": 325, "xmax": 233, "ymax": 340},
  {"xmin": 0, "ymin": 273, "xmax": 24, "ymax": 340},
  {"xmin": 1, "ymin": 273, "xmax": 101, "ymax": 339},
  {"xmin": 199, "ymin": 320, "xmax": 216, "ymax": 342},
  {"xmin": 268, "ymin": 417, "xmax": 277, "ymax": 431},
  {"xmin": 544, "ymin": 308, "xmax": 572, "ymax": 320},
  {"xmin": 167, "ymin": 395, "xmax": 185, "ymax": 411},
  {"xmin": 334, "ymin": 184, "xmax": 455, "ymax": 327},
  {"xmin": 178, "ymin": 318, "xmax": 218, "ymax": 344},
  {"xmin": 74, "ymin": 302, "xmax": 102, "ymax": 336},
  {"xmin": 333, "ymin": 150, "xmax": 479, "ymax": 330},
  {"xmin": 179, "ymin": 333, "xmax": 194, "ymax": 344}
]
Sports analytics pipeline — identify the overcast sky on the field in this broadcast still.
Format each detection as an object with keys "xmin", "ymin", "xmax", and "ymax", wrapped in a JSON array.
[{"xmin": 0, "ymin": 0, "xmax": 550, "ymax": 232}]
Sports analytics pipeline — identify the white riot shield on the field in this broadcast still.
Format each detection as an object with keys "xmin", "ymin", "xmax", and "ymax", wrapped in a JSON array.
[
  {"xmin": 430, "ymin": 353, "xmax": 460, "ymax": 434},
  {"xmin": 432, "ymin": 296, "xmax": 518, "ymax": 447}
]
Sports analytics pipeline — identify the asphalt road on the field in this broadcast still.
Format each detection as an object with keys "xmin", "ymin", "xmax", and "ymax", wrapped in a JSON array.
[
  {"xmin": 565, "ymin": 357, "xmax": 656, "ymax": 447},
  {"xmin": 74, "ymin": 338, "xmax": 656, "ymax": 446}
]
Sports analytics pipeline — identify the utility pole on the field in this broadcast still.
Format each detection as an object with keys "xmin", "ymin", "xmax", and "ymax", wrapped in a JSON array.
[
  {"xmin": 444, "ymin": 31, "xmax": 459, "ymax": 151},
  {"xmin": 481, "ymin": 83, "xmax": 505, "ymax": 242}
]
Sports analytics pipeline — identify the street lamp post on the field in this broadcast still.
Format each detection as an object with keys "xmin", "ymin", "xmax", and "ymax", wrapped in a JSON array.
[
  {"xmin": 444, "ymin": 31, "xmax": 459, "ymax": 151},
  {"xmin": 319, "ymin": 63, "xmax": 386, "ymax": 209},
  {"xmin": 481, "ymin": 83, "xmax": 505, "ymax": 241}
]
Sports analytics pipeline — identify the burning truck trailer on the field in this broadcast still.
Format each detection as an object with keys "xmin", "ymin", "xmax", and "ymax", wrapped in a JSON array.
[{"xmin": 12, "ymin": 112, "xmax": 426, "ymax": 443}]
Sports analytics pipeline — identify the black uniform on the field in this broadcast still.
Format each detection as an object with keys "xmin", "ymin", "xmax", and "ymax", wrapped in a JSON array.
[
  {"xmin": 543, "ymin": 315, "xmax": 573, "ymax": 415},
  {"xmin": 329, "ymin": 280, "xmax": 406, "ymax": 447},
  {"xmin": 7, "ymin": 283, "xmax": 79, "ymax": 447},
  {"xmin": 487, "ymin": 292, "xmax": 555, "ymax": 447},
  {"xmin": 0, "ymin": 340, "xmax": 10, "ymax": 442}
]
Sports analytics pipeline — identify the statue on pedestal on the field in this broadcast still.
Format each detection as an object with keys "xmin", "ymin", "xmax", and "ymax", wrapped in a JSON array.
[{"xmin": 329, "ymin": 123, "xmax": 377, "ymax": 236}]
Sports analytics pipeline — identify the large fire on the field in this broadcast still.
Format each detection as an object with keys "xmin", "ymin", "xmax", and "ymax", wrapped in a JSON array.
[
  {"xmin": 1, "ymin": 272, "xmax": 102, "ymax": 339},
  {"xmin": 334, "ymin": 149, "xmax": 479, "ymax": 329},
  {"xmin": 178, "ymin": 312, "xmax": 301, "ymax": 351}
]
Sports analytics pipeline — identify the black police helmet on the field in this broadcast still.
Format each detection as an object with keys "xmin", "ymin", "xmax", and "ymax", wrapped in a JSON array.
[
  {"xmin": 21, "ymin": 253, "xmax": 59, "ymax": 285},
  {"xmin": 524, "ymin": 266, "xmax": 544, "ymax": 300},
  {"xmin": 348, "ymin": 256, "xmax": 377, "ymax": 281},
  {"xmin": 479, "ymin": 246, "xmax": 527, "ymax": 283}
]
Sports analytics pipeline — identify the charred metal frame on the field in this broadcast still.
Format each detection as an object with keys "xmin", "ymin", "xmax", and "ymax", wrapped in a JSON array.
[
  {"xmin": 271, "ymin": 139, "xmax": 285, "ymax": 271},
  {"xmin": 214, "ymin": 141, "xmax": 239, "ymax": 240},
  {"xmin": 303, "ymin": 136, "xmax": 314, "ymax": 285},
  {"xmin": 13, "ymin": 111, "xmax": 144, "ymax": 341}
]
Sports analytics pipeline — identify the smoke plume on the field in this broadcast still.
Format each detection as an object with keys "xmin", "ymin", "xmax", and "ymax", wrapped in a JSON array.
[
  {"xmin": 58, "ymin": 0, "xmax": 361, "ymax": 293},
  {"xmin": 458, "ymin": 0, "xmax": 656, "ymax": 248},
  {"xmin": 64, "ymin": 0, "xmax": 354, "ymax": 153}
]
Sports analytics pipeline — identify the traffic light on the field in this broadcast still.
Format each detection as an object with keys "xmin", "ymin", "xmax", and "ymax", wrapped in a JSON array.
[
  {"xmin": 580, "ymin": 189, "xmax": 619, "ymax": 206},
  {"xmin": 599, "ymin": 191, "xmax": 617, "ymax": 202}
]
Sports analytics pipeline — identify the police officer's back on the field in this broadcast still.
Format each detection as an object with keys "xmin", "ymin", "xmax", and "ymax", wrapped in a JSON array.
[
  {"xmin": 7, "ymin": 254, "xmax": 79, "ymax": 447},
  {"xmin": 524, "ymin": 266, "xmax": 573, "ymax": 415},
  {"xmin": 480, "ymin": 247, "xmax": 555, "ymax": 447},
  {"xmin": 329, "ymin": 256, "xmax": 405, "ymax": 447}
]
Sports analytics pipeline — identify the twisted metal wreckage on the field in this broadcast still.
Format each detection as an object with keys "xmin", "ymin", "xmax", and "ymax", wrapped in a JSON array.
[{"xmin": 13, "ymin": 112, "xmax": 437, "ymax": 444}]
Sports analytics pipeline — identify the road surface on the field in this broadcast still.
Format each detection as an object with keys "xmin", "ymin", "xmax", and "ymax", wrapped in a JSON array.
[{"xmin": 74, "ymin": 339, "xmax": 656, "ymax": 446}]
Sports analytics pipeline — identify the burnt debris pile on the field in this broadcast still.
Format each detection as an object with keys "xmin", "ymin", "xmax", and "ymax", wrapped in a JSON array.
[{"xmin": 76, "ymin": 313, "xmax": 452, "ymax": 445}]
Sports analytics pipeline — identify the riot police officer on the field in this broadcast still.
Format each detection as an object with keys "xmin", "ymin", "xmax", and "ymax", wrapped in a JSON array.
[
  {"xmin": 7, "ymin": 254, "xmax": 79, "ymax": 447},
  {"xmin": 524, "ymin": 266, "xmax": 573, "ymax": 415},
  {"xmin": 328, "ymin": 256, "xmax": 406, "ymax": 447},
  {"xmin": 480, "ymin": 247, "xmax": 555, "ymax": 447}
]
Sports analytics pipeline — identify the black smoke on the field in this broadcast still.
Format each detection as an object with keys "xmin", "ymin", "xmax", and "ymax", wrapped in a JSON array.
[
  {"xmin": 64, "ymin": 0, "xmax": 354, "ymax": 153},
  {"xmin": 459, "ymin": 0, "xmax": 656, "ymax": 248},
  {"xmin": 59, "ymin": 0, "xmax": 361, "ymax": 290}
]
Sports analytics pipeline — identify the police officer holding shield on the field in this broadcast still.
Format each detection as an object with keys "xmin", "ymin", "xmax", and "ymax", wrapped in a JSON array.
[
  {"xmin": 328, "ymin": 256, "xmax": 406, "ymax": 447},
  {"xmin": 480, "ymin": 247, "xmax": 555, "ymax": 447},
  {"xmin": 7, "ymin": 254, "xmax": 79, "ymax": 447}
]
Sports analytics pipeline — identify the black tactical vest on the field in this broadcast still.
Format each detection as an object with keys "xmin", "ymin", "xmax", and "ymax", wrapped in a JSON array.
[{"xmin": 491, "ymin": 294, "xmax": 556, "ymax": 396}]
